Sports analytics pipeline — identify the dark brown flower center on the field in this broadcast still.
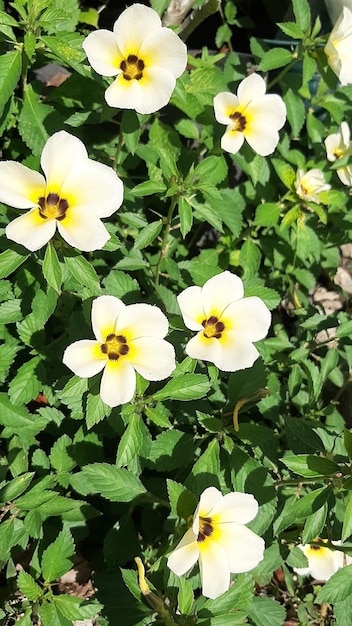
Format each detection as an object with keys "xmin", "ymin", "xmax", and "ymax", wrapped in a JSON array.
[
  {"xmin": 197, "ymin": 516, "xmax": 213, "ymax": 543},
  {"xmin": 202, "ymin": 315, "xmax": 225, "ymax": 339},
  {"xmin": 101, "ymin": 333, "xmax": 129, "ymax": 361},
  {"xmin": 120, "ymin": 54, "xmax": 145, "ymax": 81},
  {"xmin": 38, "ymin": 192, "xmax": 69, "ymax": 221},
  {"xmin": 230, "ymin": 111, "xmax": 247, "ymax": 132}
]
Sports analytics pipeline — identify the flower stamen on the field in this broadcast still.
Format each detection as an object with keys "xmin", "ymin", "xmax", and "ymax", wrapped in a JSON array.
[
  {"xmin": 38, "ymin": 193, "xmax": 69, "ymax": 221},
  {"xmin": 101, "ymin": 333, "xmax": 129, "ymax": 360},
  {"xmin": 229, "ymin": 111, "xmax": 247, "ymax": 132},
  {"xmin": 202, "ymin": 316, "xmax": 225, "ymax": 339},
  {"xmin": 120, "ymin": 54, "xmax": 145, "ymax": 81},
  {"xmin": 197, "ymin": 516, "xmax": 214, "ymax": 543}
]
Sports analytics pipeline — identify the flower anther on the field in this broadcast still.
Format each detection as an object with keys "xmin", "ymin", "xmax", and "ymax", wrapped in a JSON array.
[
  {"xmin": 82, "ymin": 3, "xmax": 187, "ymax": 114},
  {"xmin": 63, "ymin": 295, "xmax": 176, "ymax": 407},
  {"xmin": 0, "ymin": 130, "xmax": 124, "ymax": 252},
  {"xmin": 213, "ymin": 73, "xmax": 286, "ymax": 156},
  {"xmin": 177, "ymin": 271, "xmax": 271, "ymax": 372},
  {"xmin": 167, "ymin": 487, "xmax": 265, "ymax": 599}
]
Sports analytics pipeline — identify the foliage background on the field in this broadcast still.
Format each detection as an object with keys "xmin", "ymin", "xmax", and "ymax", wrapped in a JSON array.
[{"xmin": 0, "ymin": 0, "xmax": 352, "ymax": 624}]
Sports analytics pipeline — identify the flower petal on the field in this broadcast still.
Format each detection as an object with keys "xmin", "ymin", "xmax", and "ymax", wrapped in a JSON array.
[
  {"xmin": 128, "ymin": 336, "xmax": 176, "ymax": 380},
  {"xmin": 212, "ymin": 492, "xmax": 259, "ymax": 525},
  {"xmin": 117, "ymin": 303, "xmax": 169, "ymax": 340},
  {"xmin": 99, "ymin": 358, "xmax": 136, "ymax": 406},
  {"xmin": 197, "ymin": 487, "xmax": 223, "ymax": 519},
  {"xmin": 105, "ymin": 67, "xmax": 176, "ymax": 114},
  {"xmin": 215, "ymin": 522, "xmax": 265, "ymax": 573},
  {"xmin": 167, "ymin": 528, "xmax": 199, "ymax": 577},
  {"xmin": 83, "ymin": 29, "xmax": 122, "ymax": 76},
  {"xmin": 61, "ymin": 158, "xmax": 124, "ymax": 218},
  {"xmin": 220, "ymin": 129, "xmax": 245, "ymax": 155},
  {"xmin": 213, "ymin": 92, "xmax": 239, "ymax": 125},
  {"xmin": 57, "ymin": 208, "xmax": 111, "ymax": 251},
  {"xmin": 201, "ymin": 271, "xmax": 244, "ymax": 319},
  {"xmin": 62, "ymin": 339, "xmax": 106, "ymax": 378},
  {"xmin": 198, "ymin": 540, "xmax": 230, "ymax": 599},
  {"xmin": 325, "ymin": 132, "xmax": 340, "ymax": 161},
  {"xmin": 140, "ymin": 28, "xmax": 187, "ymax": 78},
  {"xmin": 91, "ymin": 295, "xmax": 126, "ymax": 343},
  {"xmin": 6, "ymin": 209, "xmax": 56, "ymax": 251},
  {"xmin": 41, "ymin": 131, "xmax": 88, "ymax": 192},
  {"xmin": 185, "ymin": 332, "xmax": 222, "ymax": 366},
  {"xmin": 223, "ymin": 296, "xmax": 271, "ymax": 341},
  {"xmin": 113, "ymin": 3, "xmax": 162, "ymax": 54},
  {"xmin": 177, "ymin": 286, "xmax": 205, "ymax": 330},
  {"xmin": 215, "ymin": 331, "xmax": 260, "ymax": 371},
  {"xmin": 0, "ymin": 162, "xmax": 45, "ymax": 208},
  {"xmin": 237, "ymin": 72, "xmax": 267, "ymax": 104}
]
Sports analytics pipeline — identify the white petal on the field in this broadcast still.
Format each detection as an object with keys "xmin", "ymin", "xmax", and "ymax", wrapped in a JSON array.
[
  {"xmin": 91, "ymin": 295, "xmax": 126, "ymax": 343},
  {"xmin": 237, "ymin": 73, "xmax": 266, "ymax": 104},
  {"xmin": 0, "ymin": 162, "xmax": 45, "ymax": 208},
  {"xmin": 185, "ymin": 332, "xmax": 222, "ymax": 366},
  {"xmin": 177, "ymin": 286, "xmax": 205, "ymax": 330},
  {"xmin": 325, "ymin": 133, "xmax": 340, "ymax": 161},
  {"xmin": 215, "ymin": 522, "xmax": 265, "ymax": 573},
  {"xmin": 99, "ymin": 358, "xmax": 136, "ymax": 406},
  {"xmin": 221, "ymin": 129, "xmax": 245, "ymax": 155},
  {"xmin": 105, "ymin": 67, "xmax": 176, "ymax": 114},
  {"xmin": 62, "ymin": 340, "xmax": 106, "ymax": 378},
  {"xmin": 128, "ymin": 336, "xmax": 176, "ymax": 381},
  {"xmin": 307, "ymin": 550, "xmax": 338, "ymax": 581},
  {"xmin": 41, "ymin": 131, "xmax": 88, "ymax": 191},
  {"xmin": 212, "ymin": 492, "xmax": 259, "ymax": 525},
  {"xmin": 201, "ymin": 271, "xmax": 244, "ymax": 319},
  {"xmin": 140, "ymin": 28, "xmax": 187, "ymax": 78},
  {"xmin": 61, "ymin": 158, "xmax": 124, "ymax": 218},
  {"xmin": 215, "ymin": 331, "xmax": 260, "ymax": 371},
  {"xmin": 167, "ymin": 528, "xmax": 199, "ymax": 577},
  {"xmin": 198, "ymin": 540, "xmax": 230, "ymax": 599},
  {"xmin": 337, "ymin": 166, "xmax": 352, "ymax": 186},
  {"xmin": 340, "ymin": 121, "xmax": 351, "ymax": 145},
  {"xmin": 117, "ymin": 303, "xmax": 169, "ymax": 339},
  {"xmin": 197, "ymin": 487, "xmax": 222, "ymax": 519},
  {"xmin": 244, "ymin": 95, "xmax": 286, "ymax": 156},
  {"xmin": 83, "ymin": 30, "xmax": 122, "ymax": 77},
  {"xmin": 6, "ymin": 209, "xmax": 56, "ymax": 251},
  {"xmin": 213, "ymin": 92, "xmax": 239, "ymax": 125},
  {"xmin": 223, "ymin": 297, "xmax": 271, "ymax": 341},
  {"xmin": 57, "ymin": 208, "xmax": 110, "ymax": 251},
  {"xmin": 113, "ymin": 4, "xmax": 162, "ymax": 53}
]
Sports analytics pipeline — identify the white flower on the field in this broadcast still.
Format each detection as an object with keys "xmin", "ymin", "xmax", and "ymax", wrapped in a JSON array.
[
  {"xmin": 324, "ymin": 7, "xmax": 352, "ymax": 85},
  {"xmin": 213, "ymin": 73, "xmax": 286, "ymax": 156},
  {"xmin": 176, "ymin": 271, "xmax": 271, "ymax": 372},
  {"xmin": 294, "ymin": 169, "xmax": 331, "ymax": 204},
  {"xmin": 63, "ymin": 295, "xmax": 176, "ymax": 407},
  {"xmin": 82, "ymin": 3, "xmax": 187, "ymax": 114},
  {"xmin": 0, "ymin": 131, "xmax": 123, "ymax": 252},
  {"xmin": 167, "ymin": 486, "xmax": 265, "ymax": 599},
  {"xmin": 294, "ymin": 541, "xmax": 352, "ymax": 582},
  {"xmin": 325, "ymin": 121, "xmax": 352, "ymax": 186}
]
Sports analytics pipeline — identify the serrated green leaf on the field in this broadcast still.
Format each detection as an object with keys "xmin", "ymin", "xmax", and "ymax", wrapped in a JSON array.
[
  {"xmin": 64, "ymin": 254, "xmax": 101, "ymax": 295},
  {"xmin": 281, "ymin": 455, "xmax": 340, "ymax": 477},
  {"xmin": 239, "ymin": 239, "xmax": 261, "ymax": 279},
  {"xmin": 277, "ymin": 21, "xmax": 304, "ymax": 39},
  {"xmin": 72, "ymin": 463, "xmax": 146, "ymax": 502},
  {"xmin": 116, "ymin": 413, "xmax": 150, "ymax": 473},
  {"xmin": 178, "ymin": 577, "xmax": 194, "ymax": 615},
  {"xmin": 0, "ymin": 472, "xmax": 35, "ymax": 505},
  {"xmin": 17, "ymin": 570, "xmax": 42, "ymax": 602},
  {"xmin": 167, "ymin": 479, "xmax": 197, "ymax": 520},
  {"xmin": 152, "ymin": 373, "xmax": 210, "ymax": 401},
  {"xmin": 8, "ymin": 356, "xmax": 43, "ymax": 406},
  {"xmin": 248, "ymin": 596, "xmax": 286, "ymax": 626},
  {"xmin": 283, "ymin": 89, "xmax": 306, "ymax": 138},
  {"xmin": 316, "ymin": 564, "xmax": 352, "ymax": 603},
  {"xmin": 291, "ymin": 486, "xmax": 331, "ymax": 519},
  {"xmin": 255, "ymin": 202, "xmax": 281, "ymax": 227},
  {"xmin": 302, "ymin": 503, "xmax": 328, "ymax": 544},
  {"xmin": 0, "ymin": 248, "xmax": 29, "ymax": 279},
  {"xmin": 131, "ymin": 180, "xmax": 166, "ymax": 197},
  {"xmin": 292, "ymin": 0, "xmax": 311, "ymax": 31},
  {"xmin": 42, "ymin": 243, "xmax": 62, "ymax": 293},
  {"xmin": 179, "ymin": 196, "xmax": 193, "ymax": 237},
  {"xmin": 41, "ymin": 528, "xmax": 74, "ymax": 582},
  {"xmin": 134, "ymin": 220, "xmax": 162, "ymax": 249},
  {"xmin": 272, "ymin": 158, "xmax": 296, "ymax": 189},
  {"xmin": 18, "ymin": 84, "xmax": 53, "ymax": 155},
  {"xmin": 49, "ymin": 435, "xmax": 75, "ymax": 474},
  {"xmin": 0, "ymin": 49, "xmax": 21, "ymax": 115},
  {"xmin": 257, "ymin": 48, "xmax": 293, "ymax": 72}
]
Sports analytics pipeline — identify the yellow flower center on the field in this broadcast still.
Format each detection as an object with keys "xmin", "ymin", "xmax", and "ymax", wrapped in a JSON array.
[
  {"xmin": 38, "ymin": 192, "xmax": 69, "ymax": 221},
  {"xmin": 100, "ymin": 333, "xmax": 129, "ymax": 361},
  {"xmin": 120, "ymin": 54, "xmax": 145, "ymax": 81},
  {"xmin": 202, "ymin": 315, "xmax": 225, "ymax": 339},
  {"xmin": 197, "ymin": 516, "xmax": 214, "ymax": 543},
  {"xmin": 333, "ymin": 148, "xmax": 344, "ymax": 159},
  {"xmin": 229, "ymin": 111, "xmax": 247, "ymax": 132}
]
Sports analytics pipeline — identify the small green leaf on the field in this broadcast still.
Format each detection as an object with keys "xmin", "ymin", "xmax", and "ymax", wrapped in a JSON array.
[
  {"xmin": 152, "ymin": 373, "xmax": 211, "ymax": 402},
  {"xmin": 291, "ymin": 486, "xmax": 331, "ymax": 519},
  {"xmin": 131, "ymin": 180, "xmax": 166, "ymax": 197},
  {"xmin": 64, "ymin": 254, "xmax": 101, "ymax": 295},
  {"xmin": 0, "ymin": 472, "xmax": 35, "ymax": 505},
  {"xmin": 281, "ymin": 455, "xmax": 340, "ymax": 477},
  {"xmin": 302, "ymin": 503, "xmax": 328, "ymax": 544},
  {"xmin": 316, "ymin": 564, "xmax": 352, "ymax": 603},
  {"xmin": 71, "ymin": 463, "xmax": 146, "ymax": 502},
  {"xmin": 283, "ymin": 89, "xmax": 306, "ymax": 138},
  {"xmin": 255, "ymin": 203, "xmax": 281, "ymax": 227},
  {"xmin": 134, "ymin": 221, "xmax": 162, "ymax": 249},
  {"xmin": 17, "ymin": 570, "xmax": 42, "ymax": 602},
  {"xmin": 179, "ymin": 196, "xmax": 193, "ymax": 237},
  {"xmin": 18, "ymin": 84, "xmax": 53, "ymax": 155},
  {"xmin": 257, "ymin": 48, "xmax": 293, "ymax": 72},
  {"xmin": 247, "ymin": 596, "xmax": 287, "ymax": 626},
  {"xmin": 0, "ymin": 248, "xmax": 29, "ymax": 279},
  {"xmin": 272, "ymin": 158, "xmax": 296, "ymax": 189},
  {"xmin": 342, "ymin": 497, "xmax": 352, "ymax": 542},
  {"xmin": 0, "ymin": 49, "xmax": 21, "ymax": 115},
  {"xmin": 239, "ymin": 239, "xmax": 261, "ymax": 280},
  {"xmin": 178, "ymin": 577, "xmax": 194, "ymax": 615},
  {"xmin": 277, "ymin": 21, "xmax": 304, "ymax": 39},
  {"xmin": 292, "ymin": 0, "xmax": 311, "ymax": 31},
  {"xmin": 42, "ymin": 243, "xmax": 62, "ymax": 293},
  {"xmin": 41, "ymin": 528, "xmax": 74, "ymax": 582}
]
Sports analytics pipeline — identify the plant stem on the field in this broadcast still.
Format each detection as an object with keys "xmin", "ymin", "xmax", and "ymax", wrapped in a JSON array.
[
  {"xmin": 267, "ymin": 57, "xmax": 299, "ymax": 90},
  {"xmin": 155, "ymin": 196, "xmax": 178, "ymax": 286}
]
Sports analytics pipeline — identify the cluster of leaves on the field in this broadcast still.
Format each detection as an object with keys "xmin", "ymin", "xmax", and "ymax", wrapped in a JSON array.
[{"xmin": 0, "ymin": 0, "xmax": 352, "ymax": 624}]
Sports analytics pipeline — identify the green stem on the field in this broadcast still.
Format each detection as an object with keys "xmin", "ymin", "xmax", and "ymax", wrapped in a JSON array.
[
  {"xmin": 113, "ymin": 126, "xmax": 124, "ymax": 172},
  {"xmin": 267, "ymin": 57, "xmax": 300, "ymax": 90},
  {"xmin": 154, "ymin": 196, "xmax": 178, "ymax": 286}
]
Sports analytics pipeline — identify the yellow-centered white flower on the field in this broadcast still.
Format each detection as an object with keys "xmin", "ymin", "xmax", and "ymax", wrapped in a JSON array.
[
  {"xmin": 63, "ymin": 295, "xmax": 176, "ymax": 407},
  {"xmin": 294, "ymin": 541, "xmax": 352, "ymax": 582},
  {"xmin": 167, "ymin": 487, "xmax": 265, "ymax": 599},
  {"xmin": 82, "ymin": 3, "xmax": 187, "ymax": 114},
  {"xmin": 324, "ymin": 7, "xmax": 352, "ymax": 85},
  {"xmin": 213, "ymin": 73, "xmax": 286, "ymax": 156},
  {"xmin": 0, "ymin": 131, "xmax": 123, "ymax": 252},
  {"xmin": 177, "ymin": 271, "xmax": 271, "ymax": 372},
  {"xmin": 325, "ymin": 121, "xmax": 352, "ymax": 186},
  {"xmin": 294, "ymin": 169, "xmax": 331, "ymax": 204}
]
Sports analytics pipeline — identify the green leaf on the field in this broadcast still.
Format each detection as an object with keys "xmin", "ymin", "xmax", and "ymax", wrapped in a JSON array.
[
  {"xmin": 186, "ymin": 439, "xmax": 220, "ymax": 493},
  {"xmin": 42, "ymin": 243, "xmax": 62, "ymax": 293},
  {"xmin": 284, "ymin": 416, "xmax": 325, "ymax": 453},
  {"xmin": 281, "ymin": 455, "xmax": 340, "ymax": 477},
  {"xmin": 71, "ymin": 463, "xmax": 146, "ymax": 502},
  {"xmin": 342, "ymin": 497, "xmax": 352, "ymax": 542},
  {"xmin": 178, "ymin": 577, "xmax": 194, "ymax": 615},
  {"xmin": 131, "ymin": 180, "xmax": 166, "ymax": 196},
  {"xmin": 277, "ymin": 21, "xmax": 304, "ymax": 39},
  {"xmin": 271, "ymin": 158, "xmax": 296, "ymax": 189},
  {"xmin": 8, "ymin": 356, "xmax": 43, "ymax": 406},
  {"xmin": 0, "ymin": 299, "xmax": 22, "ymax": 323},
  {"xmin": 255, "ymin": 202, "xmax": 281, "ymax": 227},
  {"xmin": 134, "ymin": 220, "xmax": 162, "ymax": 249},
  {"xmin": 344, "ymin": 429, "xmax": 352, "ymax": 460},
  {"xmin": 167, "ymin": 479, "xmax": 197, "ymax": 520},
  {"xmin": 40, "ymin": 33, "xmax": 88, "ymax": 75},
  {"xmin": 152, "ymin": 373, "xmax": 211, "ymax": 402},
  {"xmin": 290, "ymin": 486, "xmax": 331, "ymax": 519},
  {"xmin": 302, "ymin": 503, "xmax": 327, "ymax": 544},
  {"xmin": 146, "ymin": 430, "xmax": 194, "ymax": 471},
  {"xmin": 49, "ymin": 435, "xmax": 75, "ymax": 474},
  {"xmin": 0, "ymin": 472, "xmax": 35, "ymax": 505},
  {"xmin": 248, "ymin": 596, "xmax": 286, "ymax": 626},
  {"xmin": 292, "ymin": 0, "xmax": 311, "ymax": 31},
  {"xmin": 64, "ymin": 254, "xmax": 101, "ymax": 295},
  {"xmin": 18, "ymin": 84, "xmax": 54, "ymax": 155},
  {"xmin": 239, "ymin": 239, "xmax": 261, "ymax": 279},
  {"xmin": 257, "ymin": 48, "xmax": 293, "ymax": 71},
  {"xmin": 316, "ymin": 564, "xmax": 352, "ymax": 603},
  {"xmin": 41, "ymin": 528, "xmax": 74, "ymax": 582},
  {"xmin": 0, "ymin": 248, "xmax": 29, "ymax": 279},
  {"xmin": 179, "ymin": 196, "xmax": 193, "ymax": 238},
  {"xmin": 336, "ymin": 319, "xmax": 352, "ymax": 338},
  {"xmin": 121, "ymin": 110, "xmax": 141, "ymax": 155},
  {"xmin": 0, "ymin": 49, "xmax": 21, "ymax": 115},
  {"xmin": 52, "ymin": 595, "xmax": 85, "ymax": 621},
  {"xmin": 116, "ymin": 413, "xmax": 150, "ymax": 473},
  {"xmin": 283, "ymin": 89, "xmax": 306, "ymax": 138},
  {"xmin": 194, "ymin": 155, "xmax": 228, "ymax": 186},
  {"xmin": 202, "ymin": 574, "xmax": 253, "ymax": 615},
  {"xmin": 17, "ymin": 570, "xmax": 42, "ymax": 602}
]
